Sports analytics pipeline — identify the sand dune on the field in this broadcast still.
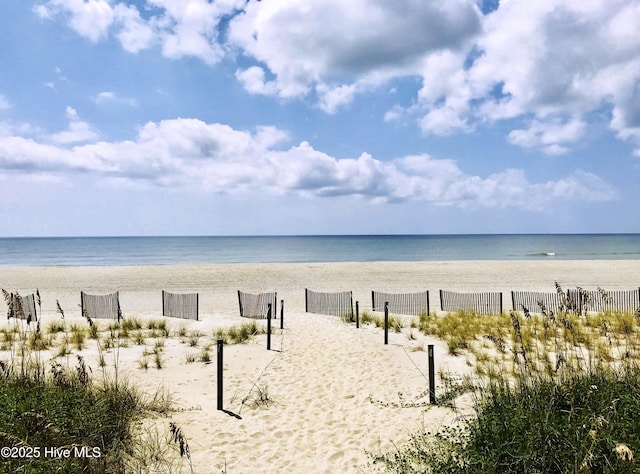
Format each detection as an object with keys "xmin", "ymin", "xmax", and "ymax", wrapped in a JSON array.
[{"xmin": 1, "ymin": 260, "xmax": 639, "ymax": 472}]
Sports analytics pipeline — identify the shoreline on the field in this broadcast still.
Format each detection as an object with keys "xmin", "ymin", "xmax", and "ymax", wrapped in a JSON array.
[{"xmin": 2, "ymin": 255, "xmax": 640, "ymax": 267}]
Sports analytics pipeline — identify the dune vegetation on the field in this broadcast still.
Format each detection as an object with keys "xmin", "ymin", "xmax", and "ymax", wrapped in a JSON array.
[
  {"xmin": 375, "ymin": 285, "xmax": 640, "ymax": 473},
  {"xmin": 0, "ymin": 290, "xmax": 265, "ymax": 473}
]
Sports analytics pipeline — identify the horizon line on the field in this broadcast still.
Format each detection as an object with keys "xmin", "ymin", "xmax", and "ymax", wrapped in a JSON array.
[{"xmin": 2, "ymin": 232, "xmax": 640, "ymax": 239}]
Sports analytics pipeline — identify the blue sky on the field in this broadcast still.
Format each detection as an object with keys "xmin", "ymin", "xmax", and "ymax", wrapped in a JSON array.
[{"xmin": 0, "ymin": 0, "xmax": 639, "ymax": 236}]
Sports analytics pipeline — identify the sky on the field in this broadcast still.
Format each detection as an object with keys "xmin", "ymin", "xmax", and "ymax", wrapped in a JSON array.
[{"xmin": 0, "ymin": 0, "xmax": 639, "ymax": 236}]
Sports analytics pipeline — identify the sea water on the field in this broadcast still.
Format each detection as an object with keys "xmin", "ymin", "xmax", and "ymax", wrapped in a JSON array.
[{"xmin": 1, "ymin": 234, "xmax": 639, "ymax": 266}]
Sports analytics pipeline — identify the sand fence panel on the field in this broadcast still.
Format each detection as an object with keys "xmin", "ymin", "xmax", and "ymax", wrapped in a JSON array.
[
  {"xmin": 511, "ymin": 291, "xmax": 561, "ymax": 314},
  {"xmin": 371, "ymin": 290, "xmax": 430, "ymax": 316},
  {"xmin": 305, "ymin": 289, "xmax": 353, "ymax": 318},
  {"xmin": 20, "ymin": 293, "xmax": 38, "ymax": 322},
  {"xmin": 237, "ymin": 291, "xmax": 277, "ymax": 319},
  {"xmin": 162, "ymin": 290, "xmax": 199, "ymax": 320},
  {"xmin": 439, "ymin": 290, "xmax": 503, "ymax": 315},
  {"xmin": 566, "ymin": 288, "xmax": 640, "ymax": 313},
  {"xmin": 81, "ymin": 291, "xmax": 120, "ymax": 320},
  {"xmin": 5, "ymin": 292, "xmax": 38, "ymax": 322}
]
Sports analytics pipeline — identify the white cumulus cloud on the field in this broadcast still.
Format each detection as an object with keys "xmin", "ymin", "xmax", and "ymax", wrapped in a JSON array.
[
  {"xmin": 47, "ymin": 106, "xmax": 100, "ymax": 144},
  {"xmin": 33, "ymin": 0, "xmax": 640, "ymax": 155},
  {"xmin": 35, "ymin": 0, "xmax": 244, "ymax": 64},
  {"xmin": 414, "ymin": 0, "xmax": 640, "ymax": 153},
  {"xmin": 0, "ymin": 113, "xmax": 616, "ymax": 210},
  {"xmin": 508, "ymin": 117, "xmax": 587, "ymax": 155},
  {"xmin": 113, "ymin": 3, "xmax": 156, "ymax": 53},
  {"xmin": 235, "ymin": 66, "xmax": 278, "ymax": 96},
  {"xmin": 228, "ymin": 0, "xmax": 481, "ymax": 105},
  {"xmin": 35, "ymin": 0, "xmax": 115, "ymax": 42},
  {"xmin": 92, "ymin": 91, "xmax": 138, "ymax": 107}
]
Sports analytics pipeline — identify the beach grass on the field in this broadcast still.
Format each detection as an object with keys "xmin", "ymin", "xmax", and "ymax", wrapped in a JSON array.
[
  {"xmin": 0, "ymin": 373, "xmax": 143, "ymax": 472},
  {"xmin": 348, "ymin": 309, "xmax": 405, "ymax": 332},
  {"xmin": 373, "ymin": 362, "xmax": 640, "ymax": 473},
  {"xmin": 0, "ymin": 311, "xmax": 171, "ymax": 473},
  {"xmin": 213, "ymin": 320, "xmax": 266, "ymax": 345},
  {"xmin": 0, "ymin": 290, "xmax": 268, "ymax": 472},
  {"xmin": 376, "ymin": 290, "xmax": 640, "ymax": 473}
]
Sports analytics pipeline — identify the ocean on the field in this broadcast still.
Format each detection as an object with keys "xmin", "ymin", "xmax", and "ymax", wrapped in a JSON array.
[{"xmin": 1, "ymin": 234, "xmax": 640, "ymax": 266}]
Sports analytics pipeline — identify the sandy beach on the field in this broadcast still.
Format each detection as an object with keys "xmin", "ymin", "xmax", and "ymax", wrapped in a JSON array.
[{"xmin": 1, "ymin": 260, "xmax": 639, "ymax": 472}]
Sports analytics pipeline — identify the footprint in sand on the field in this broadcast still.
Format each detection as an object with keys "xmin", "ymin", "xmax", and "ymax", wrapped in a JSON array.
[
  {"xmin": 273, "ymin": 430, "xmax": 291, "ymax": 439},
  {"xmin": 328, "ymin": 450, "xmax": 345, "ymax": 463}
]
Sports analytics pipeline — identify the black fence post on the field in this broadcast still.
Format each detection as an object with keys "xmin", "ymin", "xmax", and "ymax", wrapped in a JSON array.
[
  {"xmin": 356, "ymin": 301, "xmax": 360, "ymax": 328},
  {"xmin": 428, "ymin": 344, "xmax": 436, "ymax": 404},
  {"xmin": 217, "ymin": 339, "xmax": 224, "ymax": 411},
  {"xmin": 384, "ymin": 302, "xmax": 389, "ymax": 345},
  {"xmin": 280, "ymin": 299, "xmax": 284, "ymax": 329},
  {"xmin": 267, "ymin": 303, "xmax": 272, "ymax": 350}
]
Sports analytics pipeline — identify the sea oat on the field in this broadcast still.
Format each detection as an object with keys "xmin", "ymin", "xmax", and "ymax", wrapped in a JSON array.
[
  {"xmin": 614, "ymin": 443, "xmax": 634, "ymax": 462},
  {"xmin": 56, "ymin": 300, "xmax": 65, "ymax": 320},
  {"xmin": 76, "ymin": 355, "xmax": 91, "ymax": 388},
  {"xmin": 169, "ymin": 421, "xmax": 194, "ymax": 473}
]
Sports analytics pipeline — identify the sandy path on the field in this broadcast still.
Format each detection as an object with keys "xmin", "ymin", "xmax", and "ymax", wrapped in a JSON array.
[{"xmin": 156, "ymin": 311, "xmax": 467, "ymax": 473}]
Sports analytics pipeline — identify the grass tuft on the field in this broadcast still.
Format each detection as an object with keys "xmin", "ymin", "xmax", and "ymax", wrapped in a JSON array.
[{"xmin": 0, "ymin": 359, "xmax": 166, "ymax": 472}]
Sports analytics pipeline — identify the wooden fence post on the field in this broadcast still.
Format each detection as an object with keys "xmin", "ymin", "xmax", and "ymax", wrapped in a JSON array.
[
  {"xmin": 217, "ymin": 339, "xmax": 224, "ymax": 411},
  {"xmin": 356, "ymin": 301, "xmax": 359, "ymax": 328},
  {"xmin": 384, "ymin": 302, "xmax": 389, "ymax": 345},
  {"xmin": 267, "ymin": 303, "xmax": 272, "ymax": 350},
  {"xmin": 116, "ymin": 292, "xmax": 121, "ymax": 322},
  {"xmin": 280, "ymin": 299, "xmax": 284, "ymax": 329},
  {"xmin": 428, "ymin": 344, "xmax": 436, "ymax": 404}
]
